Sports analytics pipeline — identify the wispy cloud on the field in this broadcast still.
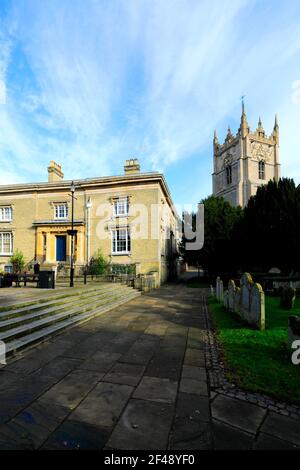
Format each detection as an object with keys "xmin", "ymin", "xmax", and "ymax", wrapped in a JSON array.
[{"xmin": 0, "ymin": 0, "xmax": 299, "ymax": 202}]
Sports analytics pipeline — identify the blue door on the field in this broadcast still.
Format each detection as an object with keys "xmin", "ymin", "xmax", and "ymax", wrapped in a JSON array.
[{"xmin": 56, "ymin": 235, "xmax": 67, "ymax": 261}]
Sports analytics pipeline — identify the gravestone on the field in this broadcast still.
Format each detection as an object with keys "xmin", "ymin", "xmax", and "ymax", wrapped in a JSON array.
[
  {"xmin": 249, "ymin": 283, "xmax": 265, "ymax": 330},
  {"xmin": 234, "ymin": 287, "xmax": 241, "ymax": 314},
  {"xmin": 223, "ymin": 290, "xmax": 229, "ymax": 309},
  {"xmin": 216, "ymin": 277, "xmax": 221, "ymax": 301},
  {"xmin": 228, "ymin": 279, "xmax": 236, "ymax": 311},
  {"xmin": 240, "ymin": 273, "xmax": 253, "ymax": 318},
  {"xmin": 219, "ymin": 279, "xmax": 224, "ymax": 302},
  {"xmin": 288, "ymin": 316, "xmax": 300, "ymax": 347}
]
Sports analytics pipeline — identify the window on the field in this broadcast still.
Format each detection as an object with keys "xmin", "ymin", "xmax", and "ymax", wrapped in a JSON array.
[
  {"xmin": 0, "ymin": 206, "xmax": 12, "ymax": 221},
  {"xmin": 0, "ymin": 232, "xmax": 13, "ymax": 255},
  {"xmin": 226, "ymin": 165, "xmax": 232, "ymax": 185},
  {"xmin": 112, "ymin": 228, "xmax": 131, "ymax": 254},
  {"xmin": 54, "ymin": 204, "xmax": 68, "ymax": 219},
  {"xmin": 259, "ymin": 161, "xmax": 265, "ymax": 180},
  {"xmin": 113, "ymin": 197, "xmax": 129, "ymax": 216},
  {"xmin": 4, "ymin": 265, "xmax": 12, "ymax": 273}
]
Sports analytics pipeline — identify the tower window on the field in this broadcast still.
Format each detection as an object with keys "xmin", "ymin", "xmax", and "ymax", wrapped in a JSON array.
[
  {"xmin": 259, "ymin": 161, "xmax": 265, "ymax": 180},
  {"xmin": 226, "ymin": 165, "xmax": 232, "ymax": 185}
]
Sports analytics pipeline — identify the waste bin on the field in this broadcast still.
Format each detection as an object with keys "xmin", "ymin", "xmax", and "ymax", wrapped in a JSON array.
[{"xmin": 38, "ymin": 271, "xmax": 55, "ymax": 289}]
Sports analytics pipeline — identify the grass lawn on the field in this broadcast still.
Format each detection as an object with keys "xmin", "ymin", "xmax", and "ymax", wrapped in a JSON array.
[
  {"xmin": 186, "ymin": 279, "xmax": 212, "ymax": 288},
  {"xmin": 209, "ymin": 295, "xmax": 300, "ymax": 405}
]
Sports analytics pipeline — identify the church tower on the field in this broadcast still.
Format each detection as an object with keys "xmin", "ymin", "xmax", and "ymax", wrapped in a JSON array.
[{"xmin": 212, "ymin": 104, "xmax": 280, "ymax": 207}]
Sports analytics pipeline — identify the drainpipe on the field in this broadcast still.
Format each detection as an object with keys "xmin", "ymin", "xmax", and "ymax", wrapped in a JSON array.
[{"xmin": 86, "ymin": 197, "xmax": 92, "ymax": 265}]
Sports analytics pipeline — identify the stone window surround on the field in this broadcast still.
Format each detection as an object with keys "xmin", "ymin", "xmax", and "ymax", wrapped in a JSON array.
[
  {"xmin": 0, "ymin": 205, "xmax": 13, "ymax": 222},
  {"xmin": 112, "ymin": 196, "xmax": 130, "ymax": 217},
  {"xmin": 111, "ymin": 226, "xmax": 131, "ymax": 255},
  {"xmin": 0, "ymin": 231, "xmax": 13, "ymax": 256}
]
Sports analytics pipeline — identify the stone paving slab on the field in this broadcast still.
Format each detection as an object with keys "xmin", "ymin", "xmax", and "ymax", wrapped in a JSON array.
[
  {"xmin": 211, "ymin": 394, "xmax": 266, "ymax": 434},
  {"xmin": 106, "ymin": 399, "xmax": 174, "ymax": 450},
  {"xmin": 0, "ymin": 283, "xmax": 299, "ymax": 450},
  {"xmin": 133, "ymin": 376, "xmax": 178, "ymax": 404},
  {"xmin": 260, "ymin": 411, "xmax": 300, "ymax": 447}
]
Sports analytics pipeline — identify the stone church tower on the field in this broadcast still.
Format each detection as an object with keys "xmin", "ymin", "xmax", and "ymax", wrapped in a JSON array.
[{"xmin": 212, "ymin": 104, "xmax": 280, "ymax": 207}]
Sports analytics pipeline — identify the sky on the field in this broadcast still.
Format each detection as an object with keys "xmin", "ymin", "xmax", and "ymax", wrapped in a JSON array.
[{"xmin": 0, "ymin": 0, "xmax": 300, "ymax": 206}]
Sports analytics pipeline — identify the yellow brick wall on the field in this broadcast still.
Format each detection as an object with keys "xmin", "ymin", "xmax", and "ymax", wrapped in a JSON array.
[{"xmin": 0, "ymin": 178, "xmax": 180, "ymax": 283}]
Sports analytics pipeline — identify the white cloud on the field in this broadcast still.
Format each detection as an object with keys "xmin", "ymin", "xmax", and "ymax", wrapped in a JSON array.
[
  {"xmin": 0, "ymin": 0, "xmax": 299, "ymax": 199},
  {"xmin": 0, "ymin": 80, "xmax": 6, "ymax": 104}
]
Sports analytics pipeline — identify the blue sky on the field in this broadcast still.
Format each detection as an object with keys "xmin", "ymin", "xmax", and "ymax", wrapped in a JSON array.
[{"xmin": 0, "ymin": 0, "xmax": 300, "ymax": 205}]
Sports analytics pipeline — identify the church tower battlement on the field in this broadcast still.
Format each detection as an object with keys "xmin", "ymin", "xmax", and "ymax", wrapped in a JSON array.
[{"xmin": 212, "ymin": 104, "xmax": 280, "ymax": 207}]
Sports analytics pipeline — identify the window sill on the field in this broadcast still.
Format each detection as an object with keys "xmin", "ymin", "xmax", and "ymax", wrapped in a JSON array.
[
  {"xmin": 111, "ymin": 252, "xmax": 131, "ymax": 256},
  {"xmin": 0, "ymin": 254, "xmax": 13, "ymax": 257},
  {"xmin": 113, "ymin": 214, "xmax": 129, "ymax": 218}
]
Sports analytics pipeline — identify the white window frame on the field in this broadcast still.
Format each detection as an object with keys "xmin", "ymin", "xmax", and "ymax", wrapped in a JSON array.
[
  {"xmin": 0, "ymin": 232, "xmax": 13, "ymax": 255},
  {"xmin": 0, "ymin": 206, "xmax": 12, "ymax": 222},
  {"xmin": 113, "ymin": 197, "xmax": 129, "ymax": 217},
  {"xmin": 111, "ymin": 228, "xmax": 131, "ymax": 255},
  {"xmin": 4, "ymin": 265, "xmax": 13, "ymax": 273},
  {"xmin": 54, "ymin": 203, "xmax": 68, "ymax": 220}
]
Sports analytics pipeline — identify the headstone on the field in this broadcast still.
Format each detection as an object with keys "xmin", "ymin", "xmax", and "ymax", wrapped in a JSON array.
[
  {"xmin": 249, "ymin": 282, "xmax": 265, "ymax": 330},
  {"xmin": 234, "ymin": 287, "xmax": 241, "ymax": 314},
  {"xmin": 210, "ymin": 285, "xmax": 215, "ymax": 296},
  {"xmin": 219, "ymin": 279, "xmax": 224, "ymax": 303},
  {"xmin": 288, "ymin": 316, "xmax": 300, "ymax": 347},
  {"xmin": 240, "ymin": 273, "xmax": 253, "ymax": 319},
  {"xmin": 228, "ymin": 279, "xmax": 236, "ymax": 311},
  {"xmin": 223, "ymin": 290, "xmax": 229, "ymax": 309},
  {"xmin": 216, "ymin": 277, "xmax": 221, "ymax": 301}
]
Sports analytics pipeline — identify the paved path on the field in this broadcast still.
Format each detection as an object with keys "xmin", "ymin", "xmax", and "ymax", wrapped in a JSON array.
[{"xmin": 0, "ymin": 284, "xmax": 299, "ymax": 450}]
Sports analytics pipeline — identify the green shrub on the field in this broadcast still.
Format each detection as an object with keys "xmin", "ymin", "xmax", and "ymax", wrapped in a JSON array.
[
  {"xmin": 88, "ymin": 250, "xmax": 108, "ymax": 275},
  {"xmin": 10, "ymin": 250, "xmax": 26, "ymax": 274},
  {"xmin": 280, "ymin": 287, "xmax": 296, "ymax": 310}
]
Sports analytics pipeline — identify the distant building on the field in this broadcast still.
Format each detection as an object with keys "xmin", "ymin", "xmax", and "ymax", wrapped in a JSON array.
[
  {"xmin": 0, "ymin": 159, "xmax": 180, "ymax": 284},
  {"xmin": 212, "ymin": 104, "xmax": 280, "ymax": 207}
]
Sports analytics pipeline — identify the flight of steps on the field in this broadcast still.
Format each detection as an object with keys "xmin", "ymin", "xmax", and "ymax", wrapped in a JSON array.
[{"xmin": 0, "ymin": 283, "xmax": 141, "ymax": 357}]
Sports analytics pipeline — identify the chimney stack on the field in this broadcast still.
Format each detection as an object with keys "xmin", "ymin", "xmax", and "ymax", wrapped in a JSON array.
[
  {"xmin": 48, "ymin": 161, "xmax": 64, "ymax": 182},
  {"xmin": 124, "ymin": 158, "xmax": 140, "ymax": 175}
]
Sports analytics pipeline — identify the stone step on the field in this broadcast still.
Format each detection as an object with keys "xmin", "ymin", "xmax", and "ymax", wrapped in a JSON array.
[
  {"xmin": 5, "ymin": 290, "xmax": 141, "ymax": 355},
  {"xmin": 0, "ymin": 283, "xmax": 117, "ymax": 312},
  {"xmin": 0, "ymin": 287, "xmax": 127, "ymax": 330},
  {"xmin": 0, "ymin": 288, "xmax": 136, "ymax": 342},
  {"xmin": 0, "ymin": 284, "xmax": 129, "ymax": 319}
]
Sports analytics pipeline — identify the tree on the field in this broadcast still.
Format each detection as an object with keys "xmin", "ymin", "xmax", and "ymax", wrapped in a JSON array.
[
  {"xmin": 237, "ymin": 178, "xmax": 300, "ymax": 274},
  {"xmin": 183, "ymin": 196, "xmax": 242, "ymax": 275},
  {"xmin": 88, "ymin": 249, "xmax": 108, "ymax": 275},
  {"xmin": 10, "ymin": 250, "xmax": 26, "ymax": 274}
]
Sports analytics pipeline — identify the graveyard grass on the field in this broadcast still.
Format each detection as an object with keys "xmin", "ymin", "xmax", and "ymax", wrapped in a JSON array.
[{"xmin": 209, "ymin": 296, "xmax": 300, "ymax": 404}]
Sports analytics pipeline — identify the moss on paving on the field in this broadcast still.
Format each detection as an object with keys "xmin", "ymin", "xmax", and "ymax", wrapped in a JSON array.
[{"xmin": 208, "ymin": 296, "xmax": 300, "ymax": 405}]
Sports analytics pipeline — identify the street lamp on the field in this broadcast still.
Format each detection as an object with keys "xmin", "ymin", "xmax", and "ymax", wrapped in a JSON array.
[{"xmin": 69, "ymin": 181, "xmax": 75, "ymax": 287}]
